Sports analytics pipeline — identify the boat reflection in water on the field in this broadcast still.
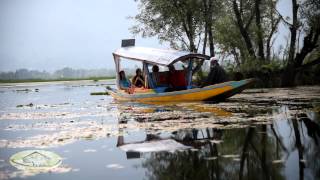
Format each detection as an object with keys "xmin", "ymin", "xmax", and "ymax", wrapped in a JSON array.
[{"xmin": 115, "ymin": 102, "xmax": 320, "ymax": 180}]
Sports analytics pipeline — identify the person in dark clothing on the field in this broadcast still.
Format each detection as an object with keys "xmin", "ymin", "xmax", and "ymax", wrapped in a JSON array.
[
  {"xmin": 203, "ymin": 57, "xmax": 228, "ymax": 86},
  {"xmin": 132, "ymin": 68, "xmax": 145, "ymax": 88},
  {"xmin": 151, "ymin": 65, "xmax": 160, "ymax": 87}
]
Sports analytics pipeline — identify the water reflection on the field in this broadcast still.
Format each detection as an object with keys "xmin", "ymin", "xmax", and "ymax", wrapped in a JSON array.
[
  {"xmin": 1, "ymin": 83, "xmax": 320, "ymax": 180},
  {"xmin": 116, "ymin": 102, "xmax": 320, "ymax": 180}
]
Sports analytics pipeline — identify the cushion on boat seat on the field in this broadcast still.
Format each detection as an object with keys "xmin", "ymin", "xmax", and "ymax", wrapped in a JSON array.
[
  {"xmin": 158, "ymin": 72, "xmax": 169, "ymax": 85},
  {"xmin": 169, "ymin": 70, "xmax": 187, "ymax": 87},
  {"xmin": 154, "ymin": 87, "xmax": 168, "ymax": 93}
]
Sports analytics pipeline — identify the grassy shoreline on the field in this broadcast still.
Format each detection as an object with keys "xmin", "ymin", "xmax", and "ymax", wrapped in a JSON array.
[{"xmin": 0, "ymin": 76, "xmax": 115, "ymax": 83}]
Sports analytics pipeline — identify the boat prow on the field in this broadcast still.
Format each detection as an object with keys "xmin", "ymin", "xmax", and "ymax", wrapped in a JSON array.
[{"xmin": 107, "ymin": 78, "xmax": 255, "ymax": 102}]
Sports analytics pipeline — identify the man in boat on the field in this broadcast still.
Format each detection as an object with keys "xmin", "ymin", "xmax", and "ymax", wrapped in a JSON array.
[
  {"xmin": 151, "ymin": 65, "xmax": 160, "ymax": 86},
  {"xmin": 145, "ymin": 65, "xmax": 160, "ymax": 88},
  {"xmin": 148, "ymin": 65, "xmax": 168, "ymax": 88},
  {"xmin": 132, "ymin": 68, "xmax": 145, "ymax": 88},
  {"xmin": 203, "ymin": 57, "xmax": 228, "ymax": 86},
  {"xmin": 165, "ymin": 65, "xmax": 187, "ymax": 92}
]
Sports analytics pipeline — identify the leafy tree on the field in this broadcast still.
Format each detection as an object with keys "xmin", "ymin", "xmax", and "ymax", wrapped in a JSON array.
[
  {"xmin": 281, "ymin": 0, "xmax": 320, "ymax": 86},
  {"xmin": 201, "ymin": 0, "xmax": 223, "ymax": 56},
  {"xmin": 131, "ymin": 0, "xmax": 204, "ymax": 52},
  {"xmin": 131, "ymin": 0, "xmax": 320, "ymax": 86}
]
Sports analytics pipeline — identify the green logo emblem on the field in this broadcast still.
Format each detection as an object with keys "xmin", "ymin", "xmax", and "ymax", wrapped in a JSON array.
[{"xmin": 10, "ymin": 150, "xmax": 62, "ymax": 170}]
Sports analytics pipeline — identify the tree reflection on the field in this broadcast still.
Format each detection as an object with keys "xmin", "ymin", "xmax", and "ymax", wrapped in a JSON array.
[
  {"xmin": 292, "ymin": 117, "xmax": 305, "ymax": 180},
  {"xmin": 297, "ymin": 113, "xmax": 320, "ymax": 180},
  {"xmin": 116, "ymin": 103, "xmax": 320, "ymax": 179},
  {"xmin": 138, "ymin": 126, "xmax": 286, "ymax": 180}
]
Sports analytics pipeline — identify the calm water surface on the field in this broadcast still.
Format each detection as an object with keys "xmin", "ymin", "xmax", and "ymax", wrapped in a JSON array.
[{"xmin": 0, "ymin": 80, "xmax": 319, "ymax": 180}]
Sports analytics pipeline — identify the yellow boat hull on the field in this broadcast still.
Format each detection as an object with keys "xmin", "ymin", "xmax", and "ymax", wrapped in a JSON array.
[{"xmin": 107, "ymin": 79, "xmax": 255, "ymax": 102}]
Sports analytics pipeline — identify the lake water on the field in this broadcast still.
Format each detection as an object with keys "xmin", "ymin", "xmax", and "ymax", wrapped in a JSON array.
[{"xmin": 0, "ymin": 80, "xmax": 319, "ymax": 180}]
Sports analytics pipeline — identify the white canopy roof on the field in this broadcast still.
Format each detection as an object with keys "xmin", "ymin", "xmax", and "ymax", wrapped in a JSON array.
[{"xmin": 113, "ymin": 46, "xmax": 209, "ymax": 66}]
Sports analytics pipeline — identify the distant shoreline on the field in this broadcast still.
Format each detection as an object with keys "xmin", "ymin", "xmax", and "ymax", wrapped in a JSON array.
[{"xmin": 0, "ymin": 76, "xmax": 115, "ymax": 84}]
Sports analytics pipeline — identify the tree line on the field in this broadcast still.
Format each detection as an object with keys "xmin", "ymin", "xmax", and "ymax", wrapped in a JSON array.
[
  {"xmin": 0, "ymin": 68, "xmax": 119, "ymax": 80},
  {"xmin": 130, "ymin": 0, "xmax": 320, "ymax": 87}
]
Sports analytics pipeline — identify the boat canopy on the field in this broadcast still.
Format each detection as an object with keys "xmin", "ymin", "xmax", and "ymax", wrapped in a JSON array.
[{"xmin": 113, "ymin": 46, "xmax": 210, "ymax": 66}]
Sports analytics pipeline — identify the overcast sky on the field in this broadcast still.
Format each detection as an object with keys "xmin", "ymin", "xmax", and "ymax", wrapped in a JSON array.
[
  {"xmin": 0, "ymin": 0, "xmax": 166, "ymax": 72},
  {"xmin": 0, "ymin": 0, "xmax": 291, "ymax": 72}
]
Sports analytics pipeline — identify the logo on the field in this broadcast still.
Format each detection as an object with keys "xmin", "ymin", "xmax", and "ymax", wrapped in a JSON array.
[{"xmin": 10, "ymin": 150, "xmax": 62, "ymax": 170}]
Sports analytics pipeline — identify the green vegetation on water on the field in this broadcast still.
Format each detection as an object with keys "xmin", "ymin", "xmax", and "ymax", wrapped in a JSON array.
[
  {"xmin": 90, "ymin": 92, "xmax": 109, "ymax": 95},
  {"xmin": 16, "ymin": 103, "xmax": 34, "ymax": 108}
]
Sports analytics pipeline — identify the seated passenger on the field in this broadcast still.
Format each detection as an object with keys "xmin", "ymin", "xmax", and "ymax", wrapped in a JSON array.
[
  {"xmin": 119, "ymin": 70, "xmax": 133, "ymax": 93},
  {"xmin": 165, "ymin": 65, "xmax": 187, "ymax": 92},
  {"xmin": 132, "ymin": 68, "xmax": 145, "ymax": 88},
  {"xmin": 151, "ymin": 65, "xmax": 160, "ymax": 86}
]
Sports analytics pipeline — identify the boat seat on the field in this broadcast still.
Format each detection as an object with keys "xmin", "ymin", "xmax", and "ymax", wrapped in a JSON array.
[
  {"xmin": 154, "ymin": 87, "xmax": 168, "ymax": 93},
  {"xmin": 169, "ymin": 70, "xmax": 187, "ymax": 88},
  {"xmin": 150, "ymin": 72, "xmax": 169, "ymax": 87},
  {"xmin": 158, "ymin": 72, "xmax": 169, "ymax": 85}
]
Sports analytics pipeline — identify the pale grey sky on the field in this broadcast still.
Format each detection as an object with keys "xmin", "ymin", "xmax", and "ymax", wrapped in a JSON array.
[
  {"xmin": 0, "ymin": 0, "xmax": 291, "ymax": 72},
  {"xmin": 0, "ymin": 0, "xmax": 166, "ymax": 72}
]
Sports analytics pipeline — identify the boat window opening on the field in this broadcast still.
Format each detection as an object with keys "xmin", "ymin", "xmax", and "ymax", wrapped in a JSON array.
[
  {"xmin": 172, "ymin": 61, "xmax": 186, "ymax": 70},
  {"xmin": 142, "ymin": 58, "xmax": 206, "ymax": 91},
  {"xmin": 117, "ymin": 57, "xmax": 146, "ymax": 90},
  {"xmin": 144, "ymin": 61, "xmax": 193, "ymax": 91},
  {"xmin": 144, "ymin": 63, "xmax": 169, "ymax": 90},
  {"xmin": 117, "ymin": 57, "xmax": 144, "ymax": 77},
  {"xmin": 147, "ymin": 64, "xmax": 168, "ymax": 72}
]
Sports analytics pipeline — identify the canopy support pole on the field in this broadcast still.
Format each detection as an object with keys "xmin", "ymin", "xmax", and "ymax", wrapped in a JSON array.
[
  {"xmin": 187, "ymin": 59, "xmax": 193, "ymax": 89},
  {"xmin": 114, "ymin": 55, "xmax": 121, "ymax": 89}
]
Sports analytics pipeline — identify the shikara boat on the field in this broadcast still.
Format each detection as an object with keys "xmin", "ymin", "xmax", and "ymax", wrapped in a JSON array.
[{"xmin": 107, "ymin": 40, "xmax": 254, "ymax": 102}]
